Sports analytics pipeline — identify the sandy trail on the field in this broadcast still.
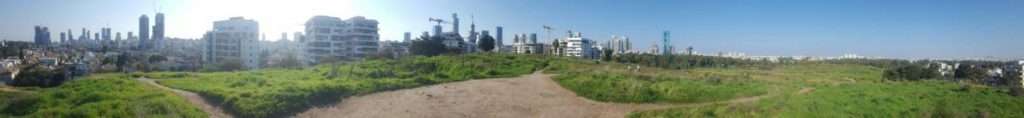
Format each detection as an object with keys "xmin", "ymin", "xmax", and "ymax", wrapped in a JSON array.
[
  {"xmin": 0, "ymin": 86, "xmax": 35, "ymax": 93},
  {"xmin": 137, "ymin": 78, "xmax": 234, "ymax": 118},
  {"xmin": 294, "ymin": 71, "xmax": 768, "ymax": 118}
]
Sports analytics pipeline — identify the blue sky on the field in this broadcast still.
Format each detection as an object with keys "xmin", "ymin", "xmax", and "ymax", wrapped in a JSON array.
[{"xmin": 1, "ymin": 0, "xmax": 1022, "ymax": 59}]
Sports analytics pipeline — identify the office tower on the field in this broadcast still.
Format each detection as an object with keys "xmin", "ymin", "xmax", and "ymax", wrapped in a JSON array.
[
  {"xmin": 116, "ymin": 32, "xmax": 122, "ymax": 40},
  {"xmin": 140, "ymin": 15, "xmax": 150, "ymax": 49},
  {"xmin": 496, "ymin": 26, "xmax": 503, "ymax": 47},
  {"xmin": 301, "ymin": 16, "xmax": 379, "ymax": 65},
  {"xmin": 81, "ymin": 28, "xmax": 88, "ymax": 40},
  {"xmin": 67, "ymin": 29, "xmax": 74, "ymax": 41},
  {"xmin": 94, "ymin": 33, "xmax": 99, "ymax": 41},
  {"xmin": 203, "ymin": 17, "xmax": 260, "ymax": 70},
  {"xmin": 662, "ymin": 31, "xmax": 670, "ymax": 55},
  {"xmin": 102, "ymin": 28, "xmax": 111, "ymax": 41},
  {"xmin": 403, "ymin": 32, "xmax": 411, "ymax": 42},
  {"xmin": 452, "ymin": 13, "xmax": 459, "ymax": 35},
  {"xmin": 60, "ymin": 32, "xmax": 66, "ymax": 43},
  {"xmin": 33, "ymin": 26, "xmax": 50, "ymax": 45},
  {"xmin": 127, "ymin": 32, "xmax": 134, "ymax": 40},
  {"xmin": 153, "ymin": 13, "xmax": 165, "ymax": 41}
]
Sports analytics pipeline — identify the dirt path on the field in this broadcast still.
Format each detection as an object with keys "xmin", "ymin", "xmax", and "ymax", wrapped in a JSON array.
[
  {"xmin": 0, "ymin": 86, "xmax": 35, "ymax": 93},
  {"xmin": 294, "ymin": 71, "xmax": 768, "ymax": 118},
  {"xmin": 137, "ymin": 78, "xmax": 234, "ymax": 118}
]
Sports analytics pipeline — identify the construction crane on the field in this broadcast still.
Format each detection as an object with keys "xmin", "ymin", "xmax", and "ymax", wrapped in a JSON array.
[
  {"xmin": 429, "ymin": 18, "xmax": 450, "ymax": 26},
  {"xmin": 543, "ymin": 25, "xmax": 556, "ymax": 42}
]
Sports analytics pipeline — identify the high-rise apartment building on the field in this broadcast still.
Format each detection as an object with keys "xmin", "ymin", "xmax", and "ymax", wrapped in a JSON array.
[
  {"xmin": 608, "ymin": 36, "xmax": 632, "ymax": 54},
  {"xmin": 301, "ymin": 16, "xmax": 379, "ymax": 66},
  {"xmin": 202, "ymin": 17, "xmax": 260, "ymax": 70}
]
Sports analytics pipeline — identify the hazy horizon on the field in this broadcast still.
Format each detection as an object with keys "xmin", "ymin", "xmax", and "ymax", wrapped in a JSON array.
[{"xmin": 1, "ymin": 0, "xmax": 1022, "ymax": 59}]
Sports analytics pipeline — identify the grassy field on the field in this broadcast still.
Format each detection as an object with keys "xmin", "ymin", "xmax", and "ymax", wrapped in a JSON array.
[
  {"xmin": 546, "ymin": 59, "xmax": 1024, "ymax": 117},
  {"xmin": 0, "ymin": 74, "xmax": 207, "ymax": 118},
  {"xmin": 153, "ymin": 53, "xmax": 552, "ymax": 117}
]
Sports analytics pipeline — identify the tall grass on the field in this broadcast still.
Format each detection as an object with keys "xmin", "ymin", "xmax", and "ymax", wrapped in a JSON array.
[
  {"xmin": 0, "ymin": 74, "xmax": 207, "ymax": 118},
  {"xmin": 628, "ymin": 81, "xmax": 1024, "ymax": 117}
]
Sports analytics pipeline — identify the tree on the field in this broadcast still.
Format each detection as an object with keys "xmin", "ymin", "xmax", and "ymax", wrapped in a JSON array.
[
  {"xmin": 409, "ymin": 36, "xmax": 458, "ymax": 56},
  {"xmin": 954, "ymin": 64, "xmax": 989, "ymax": 82},
  {"xmin": 272, "ymin": 52, "xmax": 303, "ymax": 69},
  {"xmin": 218, "ymin": 59, "xmax": 246, "ymax": 71},
  {"xmin": 883, "ymin": 64, "xmax": 939, "ymax": 81},
  {"xmin": 478, "ymin": 35, "xmax": 495, "ymax": 52},
  {"xmin": 551, "ymin": 39, "xmax": 560, "ymax": 55},
  {"xmin": 148, "ymin": 55, "xmax": 168, "ymax": 63},
  {"xmin": 368, "ymin": 47, "xmax": 396, "ymax": 60}
]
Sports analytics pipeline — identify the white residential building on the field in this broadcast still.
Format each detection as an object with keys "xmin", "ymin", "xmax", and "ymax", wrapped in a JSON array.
[
  {"xmin": 301, "ymin": 16, "xmax": 380, "ymax": 65},
  {"xmin": 513, "ymin": 33, "xmax": 544, "ymax": 54},
  {"xmin": 202, "ymin": 17, "xmax": 260, "ymax": 70},
  {"xmin": 564, "ymin": 31, "xmax": 597, "ymax": 59}
]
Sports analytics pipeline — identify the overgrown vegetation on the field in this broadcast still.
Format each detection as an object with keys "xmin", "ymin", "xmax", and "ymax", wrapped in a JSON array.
[
  {"xmin": 154, "ymin": 53, "xmax": 550, "ymax": 117},
  {"xmin": 628, "ymin": 81, "xmax": 1024, "ymax": 117},
  {"xmin": 0, "ymin": 74, "xmax": 207, "ymax": 117}
]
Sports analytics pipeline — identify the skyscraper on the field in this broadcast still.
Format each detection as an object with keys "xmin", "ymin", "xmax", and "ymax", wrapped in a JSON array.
[
  {"xmin": 116, "ymin": 32, "xmax": 122, "ymax": 40},
  {"xmin": 101, "ymin": 28, "xmax": 111, "ymax": 41},
  {"xmin": 153, "ymin": 13, "xmax": 165, "ymax": 41},
  {"xmin": 33, "ymin": 26, "xmax": 51, "ymax": 45},
  {"xmin": 80, "ymin": 28, "xmax": 88, "ymax": 40},
  {"xmin": 67, "ymin": 29, "xmax": 74, "ymax": 41},
  {"xmin": 496, "ymin": 26, "xmax": 503, "ymax": 48},
  {"xmin": 662, "ymin": 31, "xmax": 670, "ymax": 55},
  {"xmin": 139, "ymin": 15, "xmax": 150, "ymax": 49},
  {"xmin": 452, "ymin": 13, "xmax": 459, "ymax": 35},
  {"xmin": 60, "ymin": 32, "xmax": 66, "ymax": 43}
]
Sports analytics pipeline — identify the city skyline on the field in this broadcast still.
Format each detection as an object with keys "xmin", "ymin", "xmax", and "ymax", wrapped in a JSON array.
[{"xmin": 1, "ymin": 0, "xmax": 1023, "ymax": 59}]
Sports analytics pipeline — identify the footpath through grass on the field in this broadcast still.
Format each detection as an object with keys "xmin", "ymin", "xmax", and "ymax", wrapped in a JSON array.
[
  {"xmin": 0, "ymin": 74, "xmax": 207, "ymax": 118},
  {"xmin": 153, "ymin": 53, "xmax": 551, "ymax": 117}
]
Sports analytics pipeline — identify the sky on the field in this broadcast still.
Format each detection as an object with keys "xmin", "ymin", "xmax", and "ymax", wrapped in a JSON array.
[{"xmin": 1, "ymin": 0, "xmax": 1022, "ymax": 59}]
